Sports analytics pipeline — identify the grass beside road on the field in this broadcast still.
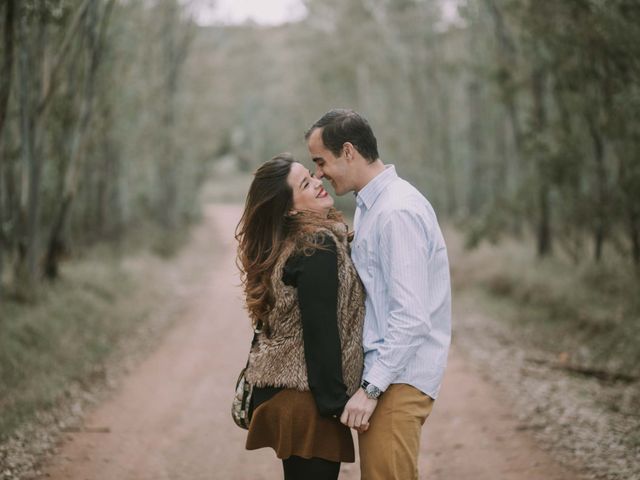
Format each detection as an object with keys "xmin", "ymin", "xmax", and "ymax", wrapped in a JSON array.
[
  {"xmin": 0, "ymin": 238, "xmax": 190, "ymax": 442},
  {"xmin": 449, "ymin": 227, "xmax": 640, "ymax": 382}
]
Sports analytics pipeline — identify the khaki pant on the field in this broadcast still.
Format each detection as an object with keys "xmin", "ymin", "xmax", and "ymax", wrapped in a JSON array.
[{"xmin": 359, "ymin": 383, "xmax": 434, "ymax": 480}]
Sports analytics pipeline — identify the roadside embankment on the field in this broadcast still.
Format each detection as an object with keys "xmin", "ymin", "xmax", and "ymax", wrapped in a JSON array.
[
  {"xmin": 0, "ymin": 223, "xmax": 213, "ymax": 479},
  {"xmin": 448, "ymin": 228, "xmax": 640, "ymax": 480}
]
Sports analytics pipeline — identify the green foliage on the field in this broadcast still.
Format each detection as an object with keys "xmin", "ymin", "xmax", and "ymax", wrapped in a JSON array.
[
  {"xmin": 0, "ymin": 0, "xmax": 208, "ymax": 293},
  {"xmin": 179, "ymin": 0, "xmax": 639, "ymax": 268},
  {"xmin": 2, "ymin": 0, "xmax": 636, "ymax": 278},
  {"xmin": 464, "ymin": 0, "xmax": 640, "ymax": 264}
]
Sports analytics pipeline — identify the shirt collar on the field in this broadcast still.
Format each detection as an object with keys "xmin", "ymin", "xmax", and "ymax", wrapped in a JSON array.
[{"xmin": 355, "ymin": 165, "xmax": 398, "ymax": 210}]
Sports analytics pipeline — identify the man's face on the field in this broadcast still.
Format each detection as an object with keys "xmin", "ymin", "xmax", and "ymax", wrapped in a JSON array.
[{"xmin": 307, "ymin": 128, "xmax": 352, "ymax": 196}]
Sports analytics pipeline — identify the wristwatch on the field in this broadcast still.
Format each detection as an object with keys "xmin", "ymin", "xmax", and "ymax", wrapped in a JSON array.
[{"xmin": 361, "ymin": 380, "xmax": 382, "ymax": 400}]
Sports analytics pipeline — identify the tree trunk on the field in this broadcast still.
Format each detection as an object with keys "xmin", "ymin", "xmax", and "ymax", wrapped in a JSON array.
[
  {"xmin": 1, "ymin": 142, "xmax": 18, "ymax": 287},
  {"xmin": 440, "ymin": 92, "xmax": 457, "ymax": 216},
  {"xmin": 586, "ymin": 112, "xmax": 607, "ymax": 262},
  {"xmin": 537, "ymin": 182, "xmax": 552, "ymax": 257},
  {"xmin": 0, "ymin": 0, "xmax": 15, "ymax": 139},
  {"xmin": 0, "ymin": 161, "xmax": 5, "ymax": 296},
  {"xmin": 44, "ymin": 0, "xmax": 114, "ymax": 279},
  {"xmin": 16, "ymin": 10, "xmax": 42, "ymax": 291},
  {"xmin": 158, "ymin": 16, "xmax": 178, "ymax": 229},
  {"xmin": 0, "ymin": 0, "xmax": 16, "ymax": 295},
  {"xmin": 494, "ymin": 111, "xmax": 509, "ymax": 199},
  {"xmin": 36, "ymin": 0, "xmax": 91, "ymax": 117},
  {"xmin": 616, "ymin": 144, "xmax": 640, "ymax": 267},
  {"xmin": 531, "ymin": 65, "xmax": 552, "ymax": 257},
  {"xmin": 484, "ymin": 0, "xmax": 525, "ymax": 236},
  {"xmin": 99, "ymin": 106, "xmax": 123, "ymax": 241},
  {"xmin": 466, "ymin": 4, "xmax": 489, "ymax": 215},
  {"xmin": 467, "ymin": 77, "xmax": 485, "ymax": 215},
  {"xmin": 483, "ymin": 0, "xmax": 524, "ymax": 155},
  {"xmin": 631, "ymin": 210, "xmax": 640, "ymax": 267},
  {"xmin": 156, "ymin": 0, "xmax": 192, "ymax": 229}
]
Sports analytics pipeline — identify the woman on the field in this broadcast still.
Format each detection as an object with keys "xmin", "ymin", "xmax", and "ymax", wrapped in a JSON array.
[{"xmin": 235, "ymin": 153, "xmax": 365, "ymax": 480}]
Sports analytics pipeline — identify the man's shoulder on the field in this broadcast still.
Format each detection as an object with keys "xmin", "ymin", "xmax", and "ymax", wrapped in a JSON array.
[{"xmin": 378, "ymin": 177, "xmax": 434, "ymax": 215}]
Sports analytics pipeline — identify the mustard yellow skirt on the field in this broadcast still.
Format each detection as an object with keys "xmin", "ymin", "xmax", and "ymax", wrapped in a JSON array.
[{"xmin": 245, "ymin": 389, "xmax": 354, "ymax": 463}]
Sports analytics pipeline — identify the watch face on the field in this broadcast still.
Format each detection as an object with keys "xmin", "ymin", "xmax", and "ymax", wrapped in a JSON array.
[{"xmin": 365, "ymin": 384, "xmax": 381, "ymax": 399}]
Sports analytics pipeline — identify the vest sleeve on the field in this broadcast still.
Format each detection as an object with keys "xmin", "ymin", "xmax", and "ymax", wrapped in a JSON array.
[{"xmin": 293, "ymin": 234, "xmax": 350, "ymax": 417}]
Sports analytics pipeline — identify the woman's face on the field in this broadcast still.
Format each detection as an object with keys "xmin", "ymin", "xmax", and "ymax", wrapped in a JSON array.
[{"xmin": 287, "ymin": 162, "xmax": 334, "ymax": 215}]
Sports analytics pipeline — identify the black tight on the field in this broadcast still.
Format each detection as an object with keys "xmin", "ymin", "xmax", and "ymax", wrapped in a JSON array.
[{"xmin": 282, "ymin": 455, "xmax": 340, "ymax": 480}]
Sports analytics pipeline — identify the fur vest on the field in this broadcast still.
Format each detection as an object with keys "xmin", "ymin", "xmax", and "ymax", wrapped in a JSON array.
[{"xmin": 245, "ymin": 223, "xmax": 365, "ymax": 396}]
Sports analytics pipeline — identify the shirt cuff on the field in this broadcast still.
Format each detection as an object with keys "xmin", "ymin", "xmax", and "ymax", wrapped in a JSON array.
[{"xmin": 364, "ymin": 363, "xmax": 397, "ymax": 392}]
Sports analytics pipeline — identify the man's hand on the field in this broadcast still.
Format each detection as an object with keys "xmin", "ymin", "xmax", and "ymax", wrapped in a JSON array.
[{"xmin": 340, "ymin": 388, "xmax": 378, "ymax": 431}]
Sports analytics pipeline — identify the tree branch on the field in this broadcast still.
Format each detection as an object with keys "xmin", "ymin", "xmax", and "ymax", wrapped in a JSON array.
[
  {"xmin": 0, "ymin": 0, "xmax": 15, "ymax": 139},
  {"xmin": 36, "ymin": 0, "xmax": 91, "ymax": 116}
]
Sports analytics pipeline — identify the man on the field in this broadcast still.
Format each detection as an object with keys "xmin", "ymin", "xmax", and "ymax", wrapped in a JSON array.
[{"xmin": 305, "ymin": 109, "xmax": 451, "ymax": 480}]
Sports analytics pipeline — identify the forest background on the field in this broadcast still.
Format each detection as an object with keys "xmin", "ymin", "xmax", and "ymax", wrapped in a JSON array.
[{"xmin": 0, "ymin": 0, "xmax": 639, "ymax": 476}]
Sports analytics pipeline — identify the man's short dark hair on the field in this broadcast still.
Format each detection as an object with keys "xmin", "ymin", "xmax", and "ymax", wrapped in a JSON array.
[{"xmin": 305, "ymin": 109, "xmax": 379, "ymax": 163}]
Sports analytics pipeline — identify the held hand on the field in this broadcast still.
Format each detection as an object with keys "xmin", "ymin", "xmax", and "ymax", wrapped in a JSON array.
[
  {"xmin": 340, "ymin": 388, "xmax": 378, "ymax": 430},
  {"xmin": 355, "ymin": 423, "xmax": 369, "ymax": 434}
]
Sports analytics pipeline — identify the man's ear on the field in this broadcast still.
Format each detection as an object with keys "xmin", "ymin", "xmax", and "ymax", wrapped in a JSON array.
[{"xmin": 343, "ymin": 142, "xmax": 356, "ymax": 161}]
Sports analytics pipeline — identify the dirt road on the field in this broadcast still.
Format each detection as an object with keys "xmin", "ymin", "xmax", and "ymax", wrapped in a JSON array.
[{"xmin": 39, "ymin": 204, "xmax": 583, "ymax": 480}]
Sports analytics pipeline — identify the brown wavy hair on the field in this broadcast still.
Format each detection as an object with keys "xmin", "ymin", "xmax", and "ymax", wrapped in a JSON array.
[{"xmin": 235, "ymin": 153, "xmax": 346, "ymax": 331}]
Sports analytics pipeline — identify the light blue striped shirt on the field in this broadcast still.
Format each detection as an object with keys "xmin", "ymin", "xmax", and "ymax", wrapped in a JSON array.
[{"xmin": 351, "ymin": 165, "xmax": 451, "ymax": 399}]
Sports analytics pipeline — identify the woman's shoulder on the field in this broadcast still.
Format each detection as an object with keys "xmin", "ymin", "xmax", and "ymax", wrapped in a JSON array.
[{"xmin": 283, "ymin": 231, "xmax": 337, "ymax": 286}]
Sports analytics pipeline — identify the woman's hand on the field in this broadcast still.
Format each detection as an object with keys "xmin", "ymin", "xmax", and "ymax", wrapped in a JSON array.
[{"xmin": 355, "ymin": 423, "xmax": 369, "ymax": 434}]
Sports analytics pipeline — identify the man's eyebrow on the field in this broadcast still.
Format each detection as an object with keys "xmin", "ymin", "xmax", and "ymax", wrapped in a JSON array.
[{"xmin": 311, "ymin": 156, "xmax": 323, "ymax": 164}]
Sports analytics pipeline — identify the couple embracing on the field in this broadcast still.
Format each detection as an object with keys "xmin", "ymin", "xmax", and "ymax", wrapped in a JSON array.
[{"xmin": 235, "ymin": 109, "xmax": 452, "ymax": 480}]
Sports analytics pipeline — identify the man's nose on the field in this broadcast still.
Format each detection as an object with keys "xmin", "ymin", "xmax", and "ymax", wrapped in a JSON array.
[{"xmin": 314, "ymin": 166, "xmax": 325, "ymax": 179}]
